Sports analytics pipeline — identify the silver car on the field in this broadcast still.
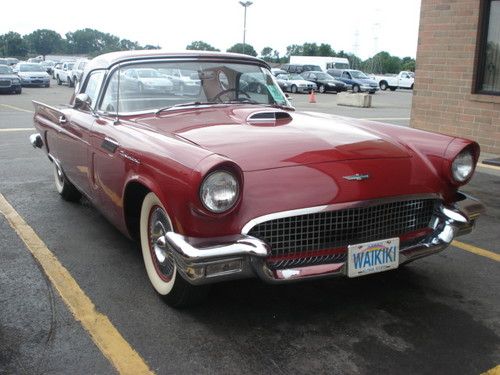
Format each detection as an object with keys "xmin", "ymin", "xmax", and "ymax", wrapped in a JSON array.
[
  {"xmin": 13, "ymin": 63, "xmax": 50, "ymax": 87},
  {"xmin": 276, "ymin": 73, "xmax": 317, "ymax": 93}
]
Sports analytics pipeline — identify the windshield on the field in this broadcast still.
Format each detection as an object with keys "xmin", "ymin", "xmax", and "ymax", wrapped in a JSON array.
[
  {"xmin": 19, "ymin": 64, "xmax": 45, "ymax": 72},
  {"xmin": 315, "ymin": 72, "xmax": 332, "ymax": 80},
  {"xmin": 99, "ymin": 61, "xmax": 290, "ymax": 114},
  {"xmin": 350, "ymin": 70, "xmax": 369, "ymax": 79},
  {"xmin": 289, "ymin": 74, "xmax": 303, "ymax": 80},
  {"xmin": 0, "ymin": 65, "xmax": 12, "ymax": 74},
  {"xmin": 137, "ymin": 69, "xmax": 162, "ymax": 78}
]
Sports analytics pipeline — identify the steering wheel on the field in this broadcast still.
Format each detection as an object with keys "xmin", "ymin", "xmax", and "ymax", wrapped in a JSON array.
[{"xmin": 211, "ymin": 88, "xmax": 251, "ymax": 103}]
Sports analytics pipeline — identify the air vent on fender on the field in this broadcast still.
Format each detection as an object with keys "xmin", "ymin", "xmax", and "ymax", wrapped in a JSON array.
[{"xmin": 247, "ymin": 111, "xmax": 293, "ymax": 126}]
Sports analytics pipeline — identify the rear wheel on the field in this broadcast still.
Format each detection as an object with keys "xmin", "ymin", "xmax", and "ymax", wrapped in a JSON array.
[
  {"xmin": 57, "ymin": 76, "xmax": 62, "ymax": 85},
  {"xmin": 53, "ymin": 162, "xmax": 81, "ymax": 202},
  {"xmin": 67, "ymin": 77, "xmax": 73, "ymax": 87},
  {"xmin": 139, "ymin": 192, "xmax": 209, "ymax": 308},
  {"xmin": 389, "ymin": 87, "xmax": 397, "ymax": 91}
]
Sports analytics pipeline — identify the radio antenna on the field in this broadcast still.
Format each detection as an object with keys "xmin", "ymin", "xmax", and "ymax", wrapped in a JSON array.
[{"xmin": 114, "ymin": 66, "xmax": 121, "ymax": 125}]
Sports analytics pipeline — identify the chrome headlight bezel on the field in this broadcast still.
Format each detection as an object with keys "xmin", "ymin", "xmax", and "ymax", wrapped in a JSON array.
[
  {"xmin": 451, "ymin": 149, "xmax": 474, "ymax": 183},
  {"xmin": 199, "ymin": 170, "xmax": 240, "ymax": 213}
]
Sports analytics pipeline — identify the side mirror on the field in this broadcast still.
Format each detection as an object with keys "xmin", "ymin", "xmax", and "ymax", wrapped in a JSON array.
[{"xmin": 74, "ymin": 93, "xmax": 92, "ymax": 110}]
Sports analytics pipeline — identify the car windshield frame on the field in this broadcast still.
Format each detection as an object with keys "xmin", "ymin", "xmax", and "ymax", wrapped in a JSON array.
[{"xmin": 96, "ymin": 59, "xmax": 291, "ymax": 116}]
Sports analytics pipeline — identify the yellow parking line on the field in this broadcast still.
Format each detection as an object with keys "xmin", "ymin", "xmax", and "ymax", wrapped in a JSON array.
[
  {"xmin": 0, "ymin": 103, "xmax": 33, "ymax": 113},
  {"xmin": 478, "ymin": 162, "xmax": 500, "ymax": 172},
  {"xmin": 0, "ymin": 128, "xmax": 34, "ymax": 132},
  {"xmin": 482, "ymin": 365, "xmax": 500, "ymax": 375},
  {"xmin": 0, "ymin": 193, "xmax": 154, "ymax": 375},
  {"xmin": 452, "ymin": 240, "xmax": 500, "ymax": 262}
]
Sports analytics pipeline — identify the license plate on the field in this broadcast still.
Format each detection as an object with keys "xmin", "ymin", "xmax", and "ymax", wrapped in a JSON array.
[{"xmin": 347, "ymin": 238, "xmax": 399, "ymax": 278}]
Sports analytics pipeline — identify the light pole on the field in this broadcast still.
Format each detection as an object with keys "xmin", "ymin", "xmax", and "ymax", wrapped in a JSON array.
[{"xmin": 239, "ymin": 1, "xmax": 253, "ymax": 54}]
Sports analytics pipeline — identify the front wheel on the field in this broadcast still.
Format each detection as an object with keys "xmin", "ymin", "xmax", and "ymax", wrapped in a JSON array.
[
  {"xmin": 290, "ymin": 85, "xmax": 297, "ymax": 93},
  {"xmin": 57, "ymin": 76, "xmax": 62, "ymax": 85},
  {"xmin": 318, "ymin": 85, "xmax": 325, "ymax": 93},
  {"xmin": 352, "ymin": 84, "xmax": 360, "ymax": 93},
  {"xmin": 139, "ymin": 192, "xmax": 209, "ymax": 308},
  {"xmin": 380, "ymin": 81, "xmax": 388, "ymax": 90}
]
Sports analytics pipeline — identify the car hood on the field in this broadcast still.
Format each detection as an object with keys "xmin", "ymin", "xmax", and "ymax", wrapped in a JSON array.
[
  {"xmin": 17, "ymin": 72, "xmax": 49, "ymax": 78},
  {"xmin": 0, "ymin": 73, "xmax": 19, "ymax": 80},
  {"xmin": 135, "ymin": 106, "xmax": 411, "ymax": 172},
  {"xmin": 356, "ymin": 78, "xmax": 378, "ymax": 85}
]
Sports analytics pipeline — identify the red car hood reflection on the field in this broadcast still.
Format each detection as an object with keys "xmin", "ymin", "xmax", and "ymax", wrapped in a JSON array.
[{"xmin": 136, "ymin": 107, "xmax": 412, "ymax": 172}]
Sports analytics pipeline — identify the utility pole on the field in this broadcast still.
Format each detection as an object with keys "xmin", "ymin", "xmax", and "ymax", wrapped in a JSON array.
[{"xmin": 239, "ymin": 1, "xmax": 253, "ymax": 54}]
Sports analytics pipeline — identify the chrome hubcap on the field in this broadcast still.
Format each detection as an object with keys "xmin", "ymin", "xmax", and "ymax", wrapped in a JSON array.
[{"xmin": 149, "ymin": 207, "xmax": 175, "ymax": 280}]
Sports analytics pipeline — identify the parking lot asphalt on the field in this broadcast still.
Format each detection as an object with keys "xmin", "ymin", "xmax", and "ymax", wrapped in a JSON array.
[{"xmin": 0, "ymin": 83, "xmax": 499, "ymax": 375}]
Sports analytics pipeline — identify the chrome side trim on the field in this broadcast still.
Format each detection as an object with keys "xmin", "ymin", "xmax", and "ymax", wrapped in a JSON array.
[{"xmin": 241, "ymin": 194, "xmax": 441, "ymax": 234}]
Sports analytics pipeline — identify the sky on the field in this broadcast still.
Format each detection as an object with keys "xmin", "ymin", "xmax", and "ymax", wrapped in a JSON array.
[{"xmin": 2, "ymin": 0, "xmax": 421, "ymax": 60}]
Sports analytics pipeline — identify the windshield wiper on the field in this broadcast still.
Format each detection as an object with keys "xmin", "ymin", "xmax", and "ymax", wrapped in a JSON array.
[{"xmin": 155, "ymin": 101, "xmax": 218, "ymax": 115}]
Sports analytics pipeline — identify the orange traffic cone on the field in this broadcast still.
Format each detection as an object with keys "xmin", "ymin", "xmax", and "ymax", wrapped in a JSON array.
[{"xmin": 309, "ymin": 89, "xmax": 317, "ymax": 103}]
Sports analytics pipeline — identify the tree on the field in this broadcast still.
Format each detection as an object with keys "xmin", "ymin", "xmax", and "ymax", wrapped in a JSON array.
[
  {"xmin": 144, "ymin": 44, "xmax": 161, "ymax": 50},
  {"xmin": 302, "ymin": 42, "xmax": 319, "ymax": 56},
  {"xmin": 0, "ymin": 32, "xmax": 28, "ymax": 58},
  {"xmin": 261, "ymin": 46, "xmax": 273, "ymax": 58},
  {"xmin": 401, "ymin": 56, "xmax": 416, "ymax": 71},
  {"xmin": 226, "ymin": 43, "xmax": 257, "ymax": 57},
  {"xmin": 186, "ymin": 41, "xmax": 220, "ymax": 51},
  {"xmin": 285, "ymin": 44, "xmax": 304, "ymax": 57},
  {"xmin": 120, "ymin": 39, "xmax": 141, "ymax": 50},
  {"xmin": 65, "ymin": 29, "xmax": 121, "ymax": 55},
  {"xmin": 318, "ymin": 43, "xmax": 334, "ymax": 57},
  {"xmin": 24, "ymin": 29, "xmax": 62, "ymax": 59}
]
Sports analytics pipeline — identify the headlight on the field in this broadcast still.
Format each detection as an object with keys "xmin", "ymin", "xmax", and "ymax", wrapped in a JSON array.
[
  {"xmin": 451, "ymin": 149, "xmax": 474, "ymax": 182},
  {"xmin": 12, "ymin": 79, "xmax": 20, "ymax": 84},
  {"xmin": 200, "ymin": 170, "xmax": 239, "ymax": 213}
]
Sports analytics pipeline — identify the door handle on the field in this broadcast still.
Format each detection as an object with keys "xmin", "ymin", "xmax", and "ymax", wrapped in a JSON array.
[{"xmin": 59, "ymin": 115, "xmax": 67, "ymax": 124}]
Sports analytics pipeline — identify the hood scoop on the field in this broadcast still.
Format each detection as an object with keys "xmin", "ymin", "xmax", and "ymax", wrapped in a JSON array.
[{"xmin": 247, "ymin": 111, "xmax": 293, "ymax": 126}]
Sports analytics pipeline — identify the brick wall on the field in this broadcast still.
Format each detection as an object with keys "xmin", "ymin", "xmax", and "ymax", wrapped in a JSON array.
[{"xmin": 411, "ymin": 0, "xmax": 500, "ymax": 154}]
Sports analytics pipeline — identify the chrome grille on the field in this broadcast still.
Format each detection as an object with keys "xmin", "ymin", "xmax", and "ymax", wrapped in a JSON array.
[
  {"xmin": 248, "ymin": 199, "xmax": 438, "ymax": 269},
  {"xmin": 0, "ymin": 80, "xmax": 11, "ymax": 87}
]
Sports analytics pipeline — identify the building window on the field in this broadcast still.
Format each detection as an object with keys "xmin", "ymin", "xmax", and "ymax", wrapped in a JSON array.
[{"xmin": 477, "ymin": 0, "xmax": 500, "ymax": 94}]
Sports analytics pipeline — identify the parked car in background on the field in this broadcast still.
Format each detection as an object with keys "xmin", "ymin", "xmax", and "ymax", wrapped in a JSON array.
[
  {"xmin": 281, "ymin": 63, "xmax": 323, "ymax": 74},
  {"xmin": 370, "ymin": 71, "xmax": 414, "ymax": 91},
  {"xmin": 276, "ymin": 73, "xmax": 317, "ymax": 93},
  {"xmin": 4, "ymin": 58, "xmax": 19, "ymax": 66},
  {"xmin": 54, "ymin": 61, "xmax": 75, "ymax": 86},
  {"xmin": 157, "ymin": 67, "xmax": 200, "ymax": 95},
  {"xmin": 328, "ymin": 69, "xmax": 379, "ymax": 93},
  {"xmin": 13, "ymin": 63, "xmax": 50, "ymax": 87},
  {"xmin": 40, "ymin": 60, "xmax": 56, "ymax": 75},
  {"xmin": 30, "ymin": 50, "xmax": 484, "ymax": 308},
  {"xmin": 0, "ymin": 64, "xmax": 22, "ymax": 94},
  {"xmin": 121, "ymin": 68, "xmax": 174, "ymax": 93},
  {"xmin": 52, "ymin": 63, "xmax": 62, "ymax": 79},
  {"xmin": 301, "ymin": 71, "xmax": 350, "ymax": 93},
  {"xmin": 271, "ymin": 68, "xmax": 287, "ymax": 76},
  {"xmin": 71, "ymin": 59, "xmax": 90, "ymax": 86}
]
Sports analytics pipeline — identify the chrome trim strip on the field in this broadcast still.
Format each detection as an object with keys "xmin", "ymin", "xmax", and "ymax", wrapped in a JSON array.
[{"xmin": 241, "ymin": 194, "xmax": 441, "ymax": 234}]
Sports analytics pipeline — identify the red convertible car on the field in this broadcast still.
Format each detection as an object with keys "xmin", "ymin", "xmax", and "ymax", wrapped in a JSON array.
[{"xmin": 30, "ymin": 50, "xmax": 484, "ymax": 307}]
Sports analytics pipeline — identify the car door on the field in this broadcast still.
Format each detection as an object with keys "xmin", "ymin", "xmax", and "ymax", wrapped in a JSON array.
[
  {"xmin": 90, "ymin": 71, "xmax": 132, "ymax": 228},
  {"xmin": 56, "ymin": 70, "xmax": 105, "ymax": 200},
  {"xmin": 399, "ymin": 73, "xmax": 413, "ymax": 88}
]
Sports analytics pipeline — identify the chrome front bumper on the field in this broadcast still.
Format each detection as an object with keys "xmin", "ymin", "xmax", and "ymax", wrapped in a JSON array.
[{"xmin": 165, "ymin": 194, "xmax": 484, "ymax": 285}]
